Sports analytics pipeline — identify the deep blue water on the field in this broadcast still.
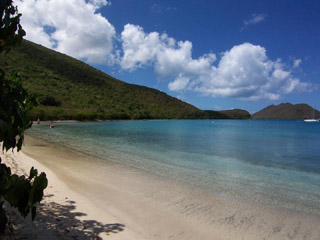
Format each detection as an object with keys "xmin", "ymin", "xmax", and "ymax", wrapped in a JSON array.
[{"xmin": 28, "ymin": 120, "xmax": 320, "ymax": 214}]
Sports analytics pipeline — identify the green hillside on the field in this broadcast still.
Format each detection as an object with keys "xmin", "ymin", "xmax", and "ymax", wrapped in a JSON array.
[
  {"xmin": 204, "ymin": 109, "xmax": 251, "ymax": 119},
  {"xmin": 0, "ymin": 40, "xmax": 250, "ymax": 120},
  {"xmin": 252, "ymin": 103, "xmax": 320, "ymax": 120},
  {"xmin": 218, "ymin": 109, "xmax": 251, "ymax": 119}
]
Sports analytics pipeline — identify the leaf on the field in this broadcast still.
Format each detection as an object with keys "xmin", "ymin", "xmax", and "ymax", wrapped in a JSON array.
[
  {"xmin": 28, "ymin": 172, "xmax": 48, "ymax": 206},
  {"xmin": 28, "ymin": 166, "xmax": 38, "ymax": 180}
]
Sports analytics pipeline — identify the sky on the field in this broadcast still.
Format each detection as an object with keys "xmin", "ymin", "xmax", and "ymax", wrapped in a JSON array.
[{"xmin": 15, "ymin": 0, "xmax": 320, "ymax": 113}]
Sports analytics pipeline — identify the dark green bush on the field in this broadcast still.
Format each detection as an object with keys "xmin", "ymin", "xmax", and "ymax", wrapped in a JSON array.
[{"xmin": 40, "ymin": 95, "xmax": 61, "ymax": 106}]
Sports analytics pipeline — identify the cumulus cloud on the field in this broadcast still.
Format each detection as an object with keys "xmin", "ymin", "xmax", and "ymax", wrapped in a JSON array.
[
  {"xmin": 195, "ymin": 43, "xmax": 310, "ymax": 100},
  {"xmin": 120, "ymin": 24, "xmax": 216, "ymax": 76},
  {"xmin": 89, "ymin": 0, "xmax": 111, "ymax": 9},
  {"xmin": 16, "ymin": 0, "xmax": 115, "ymax": 64},
  {"xmin": 119, "ymin": 25, "xmax": 312, "ymax": 100},
  {"xmin": 120, "ymin": 24, "xmax": 164, "ymax": 69},
  {"xmin": 168, "ymin": 74, "xmax": 190, "ymax": 91}
]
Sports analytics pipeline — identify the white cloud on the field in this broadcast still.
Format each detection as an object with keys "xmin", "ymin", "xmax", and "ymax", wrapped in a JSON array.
[
  {"xmin": 244, "ymin": 13, "xmax": 267, "ymax": 26},
  {"xmin": 241, "ymin": 13, "xmax": 267, "ymax": 31},
  {"xmin": 195, "ymin": 43, "xmax": 310, "ymax": 100},
  {"xmin": 120, "ymin": 24, "xmax": 163, "ymax": 69},
  {"xmin": 293, "ymin": 59, "xmax": 302, "ymax": 68},
  {"xmin": 120, "ymin": 24, "xmax": 216, "ymax": 76},
  {"xmin": 272, "ymin": 69, "xmax": 290, "ymax": 80},
  {"xmin": 89, "ymin": 0, "xmax": 111, "ymax": 10},
  {"xmin": 16, "ymin": 0, "xmax": 115, "ymax": 64},
  {"xmin": 119, "ymin": 25, "xmax": 312, "ymax": 101},
  {"xmin": 155, "ymin": 42, "xmax": 216, "ymax": 78},
  {"xmin": 168, "ymin": 74, "xmax": 190, "ymax": 91}
]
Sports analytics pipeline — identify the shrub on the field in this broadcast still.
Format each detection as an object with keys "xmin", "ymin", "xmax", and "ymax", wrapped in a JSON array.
[{"xmin": 40, "ymin": 95, "xmax": 61, "ymax": 106}]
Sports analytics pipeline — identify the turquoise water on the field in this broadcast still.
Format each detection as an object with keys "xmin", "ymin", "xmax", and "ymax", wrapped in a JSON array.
[{"xmin": 28, "ymin": 120, "xmax": 320, "ymax": 214}]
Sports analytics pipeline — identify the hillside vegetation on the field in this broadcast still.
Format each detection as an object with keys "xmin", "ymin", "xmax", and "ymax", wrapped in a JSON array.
[
  {"xmin": 0, "ymin": 40, "xmax": 250, "ymax": 120},
  {"xmin": 205, "ymin": 109, "xmax": 251, "ymax": 119},
  {"xmin": 252, "ymin": 103, "xmax": 320, "ymax": 120}
]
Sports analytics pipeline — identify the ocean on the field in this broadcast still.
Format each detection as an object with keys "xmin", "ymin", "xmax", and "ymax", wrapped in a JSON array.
[{"xmin": 28, "ymin": 120, "xmax": 320, "ymax": 215}]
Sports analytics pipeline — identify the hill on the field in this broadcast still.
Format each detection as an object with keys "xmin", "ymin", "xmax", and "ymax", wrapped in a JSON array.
[
  {"xmin": 205, "ymin": 109, "xmax": 251, "ymax": 119},
  {"xmin": 252, "ymin": 103, "xmax": 320, "ymax": 120},
  {"xmin": 0, "ymin": 40, "xmax": 250, "ymax": 120}
]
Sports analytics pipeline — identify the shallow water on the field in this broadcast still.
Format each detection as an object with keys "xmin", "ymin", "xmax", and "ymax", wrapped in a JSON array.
[{"xmin": 28, "ymin": 120, "xmax": 320, "ymax": 215}]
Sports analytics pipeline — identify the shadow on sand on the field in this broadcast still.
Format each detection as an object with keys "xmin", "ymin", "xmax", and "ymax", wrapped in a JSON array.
[{"xmin": 4, "ymin": 194, "xmax": 125, "ymax": 240}]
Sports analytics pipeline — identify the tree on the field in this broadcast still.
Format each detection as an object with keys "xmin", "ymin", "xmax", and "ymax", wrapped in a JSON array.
[
  {"xmin": 0, "ymin": 0, "xmax": 48, "ymax": 234},
  {"xmin": 0, "ymin": 0, "xmax": 25, "ymax": 53}
]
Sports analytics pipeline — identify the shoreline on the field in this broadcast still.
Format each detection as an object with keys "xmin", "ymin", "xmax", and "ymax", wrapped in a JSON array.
[
  {"xmin": 2, "ymin": 138, "xmax": 133, "ymax": 240},
  {"xmin": 2, "ymin": 135, "xmax": 320, "ymax": 239}
]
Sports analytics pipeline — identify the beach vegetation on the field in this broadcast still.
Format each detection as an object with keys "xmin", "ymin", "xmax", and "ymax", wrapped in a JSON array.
[
  {"xmin": 0, "ymin": 0, "xmax": 48, "ymax": 234},
  {"xmin": 39, "ymin": 95, "xmax": 62, "ymax": 107}
]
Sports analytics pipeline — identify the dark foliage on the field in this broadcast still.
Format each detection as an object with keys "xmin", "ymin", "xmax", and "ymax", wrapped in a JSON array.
[
  {"xmin": 0, "ymin": 0, "xmax": 47, "ymax": 234},
  {"xmin": 218, "ymin": 109, "xmax": 251, "ymax": 119},
  {"xmin": 39, "ymin": 95, "xmax": 61, "ymax": 107},
  {"xmin": 0, "ymin": 0, "xmax": 25, "ymax": 53},
  {"xmin": 204, "ymin": 109, "xmax": 251, "ymax": 119},
  {"xmin": 0, "ymin": 160, "xmax": 47, "ymax": 224},
  {"xmin": 0, "ymin": 71, "xmax": 36, "ymax": 151}
]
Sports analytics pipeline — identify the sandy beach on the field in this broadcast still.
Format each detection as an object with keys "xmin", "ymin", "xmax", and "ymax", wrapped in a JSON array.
[{"xmin": 2, "ymin": 135, "xmax": 320, "ymax": 240}]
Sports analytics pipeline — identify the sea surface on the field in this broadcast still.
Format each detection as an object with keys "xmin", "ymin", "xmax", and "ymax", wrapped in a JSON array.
[{"xmin": 28, "ymin": 120, "xmax": 320, "ymax": 215}]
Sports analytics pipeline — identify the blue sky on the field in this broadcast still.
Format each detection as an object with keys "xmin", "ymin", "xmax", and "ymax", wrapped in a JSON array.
[{"xmin": 16, "ymin": 0, "xmax": 320, "ymax": 113}]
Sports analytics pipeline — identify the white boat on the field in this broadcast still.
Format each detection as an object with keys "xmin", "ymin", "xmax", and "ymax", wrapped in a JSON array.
[
  {"xmin": 304, "ymin": 107, "xmax": 319, "ymax": 122},
  {"xmin": 304, "ymin": 119, "xmax": 319, "ymax": 122}
]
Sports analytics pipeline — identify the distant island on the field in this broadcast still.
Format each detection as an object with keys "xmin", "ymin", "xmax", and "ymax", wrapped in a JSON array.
[
  {"xmin": 252, "ymin": 103, "xmax": 320, "ymax": 120},
  {"xmin": 0, "ymin": 40, "xmax": 250, "ymax": 120}
]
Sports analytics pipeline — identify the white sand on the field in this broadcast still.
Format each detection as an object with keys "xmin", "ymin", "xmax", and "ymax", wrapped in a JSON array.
[
  {"xmin": 2, "ymin": 149, "xmax": 137, "ymax": 239},
  {"xmin": 2, "ymin": 135, "xmax": 320, "ymax": 240}
]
